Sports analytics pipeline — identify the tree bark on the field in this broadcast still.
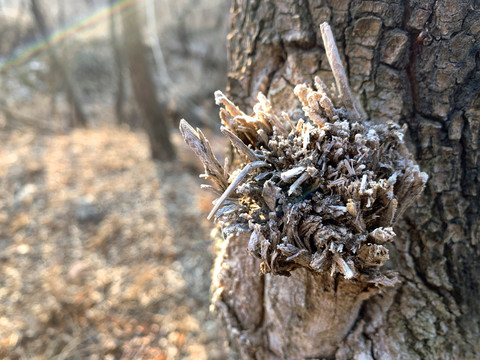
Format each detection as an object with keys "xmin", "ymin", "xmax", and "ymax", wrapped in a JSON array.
[
  {"xmin": 214, "ymin": 0, "xmax": 480, "ymax": 359},
  {"xmin": 121, "ymin": 3, "xmax": 175, "ymax": 161}
]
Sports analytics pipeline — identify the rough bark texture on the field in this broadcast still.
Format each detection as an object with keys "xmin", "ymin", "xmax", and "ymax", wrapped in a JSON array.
[{"xmin": 215, "ymin": 0, "xmax": 480, "ymax": 359}]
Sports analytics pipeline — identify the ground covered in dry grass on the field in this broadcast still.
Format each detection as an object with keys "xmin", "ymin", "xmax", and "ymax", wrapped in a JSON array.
[{"xmin": 0, "ymin": 127, "xmax": 229, "ymax": 359}]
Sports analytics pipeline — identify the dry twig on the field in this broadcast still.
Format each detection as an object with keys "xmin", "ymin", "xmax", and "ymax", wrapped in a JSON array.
[{"xmin": 320, "ymin": 22, "xmax": 365, "ymax": 122}]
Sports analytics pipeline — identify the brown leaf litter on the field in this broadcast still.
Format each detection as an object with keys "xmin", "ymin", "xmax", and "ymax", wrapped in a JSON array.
[{"xmin": 0, "ymin": 127, "xmax": 228, "ymax": 359}]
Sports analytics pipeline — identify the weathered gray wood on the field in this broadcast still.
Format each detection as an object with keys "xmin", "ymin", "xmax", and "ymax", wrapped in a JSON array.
[{"xmin": 320, "ymin": 22, "xmax": 364, "ymax": 122}]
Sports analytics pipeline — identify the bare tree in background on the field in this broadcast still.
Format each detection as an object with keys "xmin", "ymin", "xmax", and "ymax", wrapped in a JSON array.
[
  {"xmin": 121, "ymin": 2, "xmax": 175, "ymax": 161},
  {"xmin": 186, "ymin": 0, "xmax": 480, "ymax": 359},
  {"xmin": 30, "ymin": 0, "xmax": 88, "ymax": 127},
  {"xmin": 109, "ymin": 0, "xmax": 125, "ymax": 125},
  {"xmin": 143, "ymin": 0, "xmax": 209, "ymax": 129}
]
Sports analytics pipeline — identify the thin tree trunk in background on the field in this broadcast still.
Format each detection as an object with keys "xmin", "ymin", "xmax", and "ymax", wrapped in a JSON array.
[
  {"xmin": 143, "ymin": 0, "xmax": 209, "ymax": 129},
  {"xmin": 145, "ymin": 0, "xmax": 171, "ymax": 86},
  {"xmin": 120, "ymin": 3, "xmax": 175, "ymax": 161},
  {"xmin": 30, "ymin": 0, "xmax": 88, "ymax": 128},
  {"xmin": 58, "ymin": 0, "xmax": 72, "ymax": 127},
  {"xmin": 109, "ymin": 0, "xmax": 125, "ymax": 125},
  {"xmin": 47, "ymin": 61, "xmax": 58, "ymax": 118},
  {"xmin": 36, "ymin": 0, "xmax": 57, "ymax": 118},
  {"xmin": 214, "ymin": 0, "xmax": 480, "ymax": 358}
]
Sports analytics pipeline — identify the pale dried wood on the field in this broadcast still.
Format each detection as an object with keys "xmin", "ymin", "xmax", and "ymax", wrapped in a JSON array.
[
  {"xmin": 207, "ymin": 161, "xmax": 270, "ymax": 220},
  {"xmin": 320, "ymin": 22, "xmax": 365, "ymax": 122}
]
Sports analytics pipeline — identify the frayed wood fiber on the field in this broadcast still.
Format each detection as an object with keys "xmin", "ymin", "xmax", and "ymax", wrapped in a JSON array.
[{"xmin": 180, "ymin": 23, "xmax": 428, "ymax": 286}]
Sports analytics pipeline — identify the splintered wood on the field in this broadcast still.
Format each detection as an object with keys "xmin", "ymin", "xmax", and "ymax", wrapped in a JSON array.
[{"xmin": 180, "ymin": 22, "xmax": 427, "ymax": 285}]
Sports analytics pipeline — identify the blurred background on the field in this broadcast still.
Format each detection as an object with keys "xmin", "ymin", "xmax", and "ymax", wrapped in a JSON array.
[{"xmin": 0, "ymin": 0, "xmax": 231, "ymax": 358}]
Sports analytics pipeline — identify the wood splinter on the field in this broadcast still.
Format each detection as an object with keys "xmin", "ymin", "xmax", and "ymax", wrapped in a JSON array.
[
  {"xmin": 320, "ymin": 22, "xmax": 365, "ymax": 122},
  {"xmin": 208, "ymin": 161, "xmax": 270, "ymax": 220}
]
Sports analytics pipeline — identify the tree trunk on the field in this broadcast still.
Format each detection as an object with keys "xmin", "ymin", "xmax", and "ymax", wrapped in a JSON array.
[
  {"xmin": 212, "ymin": 0, "xmax": 480, "ymax": 359},
  {"xmin": 30, "ymin": 0, "xmax": 88, "ymax": 128},
  {"xmin": 109, "ymin": 0, "xmax": 126, "ymax": 125},
  {"xmin": 121, "ymin": 3, "xmax": 175, "ymax": 161}
]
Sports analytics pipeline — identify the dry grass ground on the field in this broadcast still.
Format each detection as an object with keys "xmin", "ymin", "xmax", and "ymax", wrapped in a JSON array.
[{"xmin": 0, "ymin": 126, "xmax": 229, "ymax": 359}]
